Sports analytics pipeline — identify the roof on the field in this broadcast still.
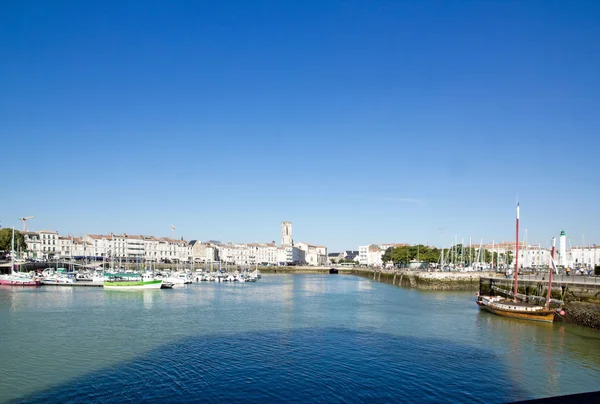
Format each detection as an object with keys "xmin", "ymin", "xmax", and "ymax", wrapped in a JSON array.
[{"xmin": 328, "ymin": 252, "xmax": 341, "ymax": 257}]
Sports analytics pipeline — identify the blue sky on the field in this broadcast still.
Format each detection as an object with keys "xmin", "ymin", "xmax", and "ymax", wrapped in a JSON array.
[{"xmin": 1, "ymin": 0, "xmax": 599, "ymax": 251}]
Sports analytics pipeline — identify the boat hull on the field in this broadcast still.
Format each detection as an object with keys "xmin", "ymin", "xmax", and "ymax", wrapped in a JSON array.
[
  {"xmin": 0, "ymin": 277, "xmax": 41, "ymax": 286},
  {"xmin": 42, "ymin": 279, "xmax": 76, "ymax": 285},
  {"xmin": 104, "ymin": 280, "xmax": 163, "ymax": 290},
  {"xmin": 485, "ymin": 301, "xmax": 555, "ymax": 323}
]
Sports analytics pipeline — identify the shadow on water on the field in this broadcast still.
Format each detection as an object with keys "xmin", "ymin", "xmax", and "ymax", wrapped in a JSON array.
[{"xmin": 13, "ymin": 328, "xmax": 527, "ymax": 404}]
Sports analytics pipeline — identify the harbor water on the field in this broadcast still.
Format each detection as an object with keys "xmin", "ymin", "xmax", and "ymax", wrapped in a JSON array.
[{"xmin": 1, "ymin": 274, "xmax": 599, "ymax": 403}]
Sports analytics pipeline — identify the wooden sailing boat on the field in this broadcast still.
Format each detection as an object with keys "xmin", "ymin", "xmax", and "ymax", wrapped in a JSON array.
[{"xmin": 484, "ymin": 203, "xmax": 556, "ymax": 323}]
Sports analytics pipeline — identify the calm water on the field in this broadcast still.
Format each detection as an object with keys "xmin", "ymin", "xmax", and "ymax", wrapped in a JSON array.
[{"xmin": 1, "ymin": 274, "xmax": 599, "ymax": 403}]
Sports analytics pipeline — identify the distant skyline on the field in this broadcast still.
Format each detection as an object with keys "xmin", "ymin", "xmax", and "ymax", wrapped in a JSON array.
[{"xmin": 2, "ymin": 1, "xmax": 599, "ymax": 251}]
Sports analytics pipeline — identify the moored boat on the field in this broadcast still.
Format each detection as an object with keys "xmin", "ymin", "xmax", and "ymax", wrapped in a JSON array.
[
  {"xmin": 479, "ymin": 204, "xmax": 559, "ymax": 323},
  {"xmin": 0, "ymin": 274, "xmax": 41, "ymax": 286},
  {"xmin": 42, "ymin": 275, "xmax": 76, "ymax": 285},
  {"xmin": 103, "ymin": 273, "xmax": 163, "ymax": 290},
  {"xmin": 0, "ymin": 227, "xmax": 41, "ymax": 286},
  {"xmin": 485, "ymin": 300, "xmax": 556, "ymax": 322}
]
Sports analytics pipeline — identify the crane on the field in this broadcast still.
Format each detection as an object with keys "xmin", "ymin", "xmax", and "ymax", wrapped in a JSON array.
[{"xmin": 18, "ymin": 216, "xmax": 35, "ymax": 232}]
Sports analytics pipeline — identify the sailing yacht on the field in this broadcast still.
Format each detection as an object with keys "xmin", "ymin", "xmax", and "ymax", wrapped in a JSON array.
[
  {"xmin": 0, "ymin": 228, "xmax": 41, "ymax": 286},
  {"xmin": 481, "ymin": 204, "xmax": 557, "ymax": 323}
]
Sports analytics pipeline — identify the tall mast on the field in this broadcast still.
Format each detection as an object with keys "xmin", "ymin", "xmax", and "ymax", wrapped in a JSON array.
[
  {"xmin": 546, "ymin": 237, "xmax": 555, "ymax": 309},
  {"xmin": 11, "ymin": 227, "xmax": 15, "ymax": 275},
  {"xmin": 513, "ymin": 203, "xmax": 520, "ymax": 301}
]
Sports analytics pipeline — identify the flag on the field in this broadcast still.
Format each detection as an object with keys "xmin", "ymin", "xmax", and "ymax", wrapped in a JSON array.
[{"xmin": 172, "ymin": 225, "xmax": 175, "ymax": 231}]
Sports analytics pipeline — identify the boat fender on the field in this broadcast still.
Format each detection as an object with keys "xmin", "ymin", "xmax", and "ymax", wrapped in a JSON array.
[{"xmin": 560, "ymin": 310, "xmax": 565, "ymax": 316}]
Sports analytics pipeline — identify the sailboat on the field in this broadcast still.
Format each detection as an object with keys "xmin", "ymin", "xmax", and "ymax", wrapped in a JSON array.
[
  {"xmin": 482, "ymin": 203, "xmax": 557, "ymax": 323},
  {"xmin": 0, "ymin": 227, "xmax": 41, "ymax": 286}
]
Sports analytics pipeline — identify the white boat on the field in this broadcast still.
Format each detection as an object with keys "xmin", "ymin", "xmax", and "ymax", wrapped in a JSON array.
[
  {"xmin": 42, "ymin": 276, "xmax": 76, "ymax": 285},
  {"xmin": 0, "ymin": 228, "xmax": 41, "ymax": 286}
]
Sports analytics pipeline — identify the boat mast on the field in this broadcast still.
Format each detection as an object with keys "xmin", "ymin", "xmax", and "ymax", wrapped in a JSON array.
[
  {"xmin": 513, "ymin": 203, "xmax": 520, "ymax": 302},
  {"xmin": 546, "ymin": 236, "xmax": 555, "ymax": 309},
  {"xmin": 11, "ymin": 227, "xmax": 15, "ymax": 275}
]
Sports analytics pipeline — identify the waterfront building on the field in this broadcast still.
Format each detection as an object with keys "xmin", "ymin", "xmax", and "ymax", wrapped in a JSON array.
[
  {"xmin": 358, "ymin": 244, "xmax": 386, "ymax": 267},
  {"xmin": 247, "ymin": 242, "xmax": 279, "ymax": 265},
  {"xmin": 22, "ymin": 230, "xmax": 58, "ymax": 259},
  {"xmin": 328, "ymin": 252, "xmax": 343, "ymax": 264},
  {"xmin": 561, "ymin": 245, "xmax": 600, "ymax": 269},
  {"xmin": 22, "ymin": 232, "xmax": 41, "ymax": 259},
  {"xmin": 282, "ymin": 246, "xmax": 305, "ymax": 265},
  {"xmin": 56, "ymin": 236, "xmax": 88, "ymax": 259},
  {"xmin": 295, "ymin": 242, "xmax": 327, "ymax": 266},
  {"xmin": 190, "ymin": 240, "xmax": 220, "ymax": 263}
]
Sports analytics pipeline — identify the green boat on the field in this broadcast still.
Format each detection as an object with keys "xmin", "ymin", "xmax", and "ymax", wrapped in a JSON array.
[{"xmin": 103, "ymin": 273, "xmax": 163, "ymax": 290}]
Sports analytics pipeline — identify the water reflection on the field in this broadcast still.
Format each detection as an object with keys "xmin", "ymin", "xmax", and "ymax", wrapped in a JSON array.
[{"xmin": 15, "ymin": 329, "xmax": 528, "ymax": 404}]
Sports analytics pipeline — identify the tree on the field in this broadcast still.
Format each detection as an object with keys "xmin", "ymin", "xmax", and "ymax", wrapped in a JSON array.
[
  {"xmin": 0, "ymin": 228, "xmax": 27, "ymax": 255},
  {"xmin": 506, "ymin": 251, "xmax": 514, "ymax": 266},
  {"xmin": 381, "ymin": 247, "xmax": 393, "ymax": 264}
]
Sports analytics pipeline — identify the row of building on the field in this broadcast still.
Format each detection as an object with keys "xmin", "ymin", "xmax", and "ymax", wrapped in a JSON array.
[
  {"xmin": 18, "ymin": 221, "xmax": 329, "ymax": 267},
  {"xmin": 355, "ymin": 235, "xmax": 600, "ymax": 269}
]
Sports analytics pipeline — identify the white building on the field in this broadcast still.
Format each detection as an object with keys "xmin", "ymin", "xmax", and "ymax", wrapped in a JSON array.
[
  {"xmin": 359, "ymin": 244, "xmax": 407, "ymax": 267},
  {"xmin": 247, "ymin": 243, "xmax": 279, "ymax": 265},
  {"xmin": 282, "ymin": 246, "xmax": 305, "ymax": 265},
  {"xmin": 22, "ymin": 232, "xmax": 41, "ymax": 259},
  {"xmin": 190, "ymin": 241, "xmax": 220, "ymax": 263},
  {"xmin": 23, "ymin": 230, "xmax": 59, "ymax": 259},
  {"xmin": 296, "ymin": 242, "xmax": 327, "ymax": 266},
  {"xmin": 562, "ymin": 246, "xmax": 600, "ymax": 269}
]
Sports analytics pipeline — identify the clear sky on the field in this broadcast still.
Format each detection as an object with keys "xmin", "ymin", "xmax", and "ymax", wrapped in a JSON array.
[{"xmin": 1, "ymin": 0, "xmax": 599, "ymax": 251}]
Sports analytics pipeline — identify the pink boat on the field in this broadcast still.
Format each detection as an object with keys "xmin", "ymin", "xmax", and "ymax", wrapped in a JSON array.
[{"xmin": 0, "ymin": 275, "xmax": 41, "ymax": 286}]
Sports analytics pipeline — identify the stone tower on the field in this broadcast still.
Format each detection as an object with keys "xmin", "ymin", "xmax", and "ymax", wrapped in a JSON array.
[{"xmin": 281, "ymin": 221, "xmax": 293, "ymax": 246}]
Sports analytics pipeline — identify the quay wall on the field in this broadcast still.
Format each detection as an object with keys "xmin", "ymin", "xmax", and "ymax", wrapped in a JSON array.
[
  {"xmin": 257, "ymin": 266, "xmax": 498, "ymax": 290},
  {"xmin": 352, "ymin": 269, "xmax": 499, "ymax": 290}
]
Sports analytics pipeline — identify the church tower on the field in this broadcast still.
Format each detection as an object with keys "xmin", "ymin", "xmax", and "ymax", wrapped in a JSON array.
[{"xmin": 281, "ymin": 221, "xmax": 293, "ymax": 246}]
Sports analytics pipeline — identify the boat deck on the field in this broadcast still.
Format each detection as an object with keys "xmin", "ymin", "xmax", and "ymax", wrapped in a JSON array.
[{"xmin": 491, "ymin": 300, "xmax": 551, "ymax": 312}]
